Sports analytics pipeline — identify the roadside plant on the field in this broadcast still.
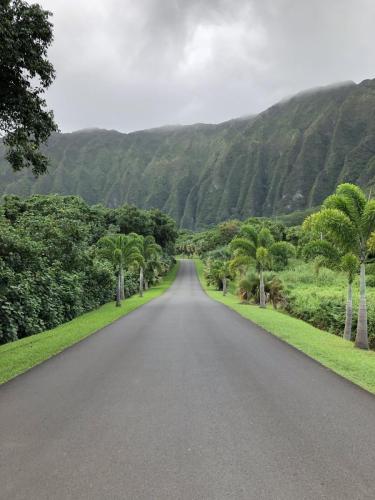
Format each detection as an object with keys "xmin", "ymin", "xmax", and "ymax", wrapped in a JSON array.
[
  {"xmin": 303, "ymin": 240, "xmax": 359, "ymax": 340},
  {"xmin": 303, "ymin": 183, "xmax": 375, "ymax": 349},
  {"xmin": 138, "ymin": 235, "xmax": 161, "ymax": 297},
  {"xmin": 238, "ymin": 271, "xmax": 285, "ymax": 308},
  {"xmin": 230, "ymin": 225, "xmax": 294, "ymax": 308},
  {"xmin": 98, "ymin": 234, "xmax": 143, "ymax": 306},
  {"xmin": 205, "ymin": 258, "xmax": 231, "ymax": 294}
]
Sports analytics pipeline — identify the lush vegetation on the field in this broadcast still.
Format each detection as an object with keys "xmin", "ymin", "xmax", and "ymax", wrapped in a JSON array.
[
  {"xmin": 0, "ymin": 194, "xmax": 177, "ymax": 345},
  {"xmin": 196, "ymin": 260, "xmax": 375, "ymax": 394},
  {"xmin": 182, "ymin": 184, "xmax": 375, "ymax": 350},
  {"xmin": 1, "ymin": 79, "xmax": 375, "ymax": 228},
  {"xmin": 0, "ymin": 263, "xmax": 178, "ymax": 384}
]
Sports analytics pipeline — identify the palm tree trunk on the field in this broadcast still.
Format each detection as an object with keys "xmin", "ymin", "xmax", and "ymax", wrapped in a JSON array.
[
  {"xmin": 343, "ymin": 281, "xmax": 352, "ymax": 341},
  {"xmin": 259, "ymin": 269, "xmax": 266, "ymax": 308},
  {"xmin": 223, "ymin": 277, "xmax": 227, "ymax": 296},
  {"xmin": 116, "ymin": 271, "xmax": 122, "ymax": 307},
  {"xmin": 355, "ymin": 262, "xmax": 368, "ymax": 349},
  {"xmin": 120, "ymin": 265, "xmax": 125, "ymax": 300},
  {"xmin": 139, "ymin": 267, "xmax": 144, "ymax": 297}
]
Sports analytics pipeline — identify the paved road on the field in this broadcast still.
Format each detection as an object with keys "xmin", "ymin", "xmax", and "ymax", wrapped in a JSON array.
[{"xmin": 1, "ymin": 260, "xmax": 375, "ymax": 499}]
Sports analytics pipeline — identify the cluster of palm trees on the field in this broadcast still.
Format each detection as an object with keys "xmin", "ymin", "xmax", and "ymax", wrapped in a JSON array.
[
  {"xmin": 97, "ymin": 233, "xmax": 161, "ymax": 307},
  {"xmin": 210, "ymin": 183, "xmax": 375, "ymax": 351},
  {"xmin": 303, "ymin": 183, "xmax": 375, "ymax": 350}
]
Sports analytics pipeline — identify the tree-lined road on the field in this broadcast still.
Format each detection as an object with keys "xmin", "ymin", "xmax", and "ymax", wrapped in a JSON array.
[{"xmin": 1, "ymin": 260, "xmax": 375, "ymax": 499}]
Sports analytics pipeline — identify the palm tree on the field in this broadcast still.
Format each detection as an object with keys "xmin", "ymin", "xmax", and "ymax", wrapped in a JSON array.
[
  {"xmin": 303, "ymin": 240, "xmax": 359, "ymax": 340},
  {"xmin": 217, "ymin": 261, "xmax": 231, "ymax": 296},
  {"xmin": 230, "ymin": 225, "xmax": 294, "ymax": 308},
  {"xmin": 98, "ymin": 234, "xmax": 143, "ymax": 306},
  {"xmin": 138, "ymin": 235, "xmax": 161, "ymax": 297},
  {"xmin": 238, "ymin": 271, "xmax": 285, "ymax": 308},
  {"xmin": 304, "ymin": 183, "xmax": 375, "ymax": 349}
]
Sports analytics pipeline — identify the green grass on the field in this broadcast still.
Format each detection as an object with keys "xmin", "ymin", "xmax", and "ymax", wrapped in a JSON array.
[
  {"xmin": 0, "ymin": 263, "xmax": 178, "ymax": 385},
  {"xmin": 195, "ymin": 259, "xmax": 375, "ymax": 394}
]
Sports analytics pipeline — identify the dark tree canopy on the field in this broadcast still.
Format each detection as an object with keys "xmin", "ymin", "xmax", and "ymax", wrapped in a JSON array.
[{"xmin": 0, "ymin": 0, "xmax": 57, "ymax": 174}]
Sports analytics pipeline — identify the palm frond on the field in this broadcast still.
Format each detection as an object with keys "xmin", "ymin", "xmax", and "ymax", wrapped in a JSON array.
[
  {"xmin": 305, "ymin": 208, "xmax": 357, "ymax": 252},
  {"xmin": 258, "ymin": 227, "xmax": 274, "ymax": 248},
  {"xmin": 230, "ymin": 237, "xmax": 256, "ymax": 257},
  {"xmin": 361, "ymin": 199, "xmax": 375, "ymax": 240},
  {"xmin": 336, "ymin": 183, "xmax": 367, "ymax": 221},
  {"xmin": 302, "ymin": 239, "xmax": 340, "ymax": 264},
  {"xmin": 229, "ymin": 254, "xmax": 253, "ymax": 273},
  {"xmin": 239, "ymin": 225, "xmax": 258, "ymax": 246}
]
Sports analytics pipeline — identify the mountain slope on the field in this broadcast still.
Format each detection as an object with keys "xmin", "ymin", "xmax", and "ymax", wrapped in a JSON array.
[{"xmin": 1, "ymin": 78, "xmax": 375, "ymax": 229}]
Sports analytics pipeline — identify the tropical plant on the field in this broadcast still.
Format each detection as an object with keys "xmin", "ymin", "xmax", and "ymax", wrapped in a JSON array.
[
  {"xmin": 230, "ymin": 225, "xmax": 294, "ymax": 308},
  {"xmin": 238, "ymin": 271, "xmax": 285, "ymax": 308},
  {"xmin": 205, "ymin": 258, "xmax": 230, "ymax": 293},
  {"xmin": 303, "ymin": 183, "xmax": 375, "ymax": 349},
  {"xmin": 217, "ymin": 261, "xmax": 231, "ymax": 296},
  {"xmin": 303, "ymin": 240, "xmax": 359, "ymax": 340},
  {"xmin": 138, "ymin": 235, "xmax": 161, "ymax": 297},
  {"xmin": 98, "ymin": 234, "xmax": 143, "ymax": 306}
]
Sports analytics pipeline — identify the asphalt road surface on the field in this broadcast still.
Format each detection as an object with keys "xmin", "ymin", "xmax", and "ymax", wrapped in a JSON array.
[{"xmin": 1, "ymin": 259, "xmax": 375, "ymax": 499}]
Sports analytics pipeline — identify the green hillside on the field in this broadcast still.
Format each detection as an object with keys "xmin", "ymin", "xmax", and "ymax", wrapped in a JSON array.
[{"xmin": 1, "ymin": 79, "xmax": 375, "ymax": 229}]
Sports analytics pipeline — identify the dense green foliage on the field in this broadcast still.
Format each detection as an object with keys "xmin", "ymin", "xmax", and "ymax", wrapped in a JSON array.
[
  {"xmin": 280, "ymin": 263, "xmax": 375, "ymax": 350},
  {"xmin": 0, "ymin": 0, "xmax": 57, "ymax": 173},
  {"xmin": 303, "ymin": 183, "xmax": 375, "ymax": 348},
  {"xmin": 0, "ymin": 263, "xmax": 178, "ymax": 384},
  {"xmin": 0, "ymin": 194, "xmax": 177, "ymax": 345},
  {"xmin": 187, "ymin": 184, "xmax": 375, "ymax": 349},
  {"xmin": 1, "ymin": 79, "xmax": 375, "ymax": 228}
]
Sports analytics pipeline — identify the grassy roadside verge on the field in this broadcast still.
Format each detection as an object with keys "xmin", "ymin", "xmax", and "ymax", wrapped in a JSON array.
[
  {"xmin": 0, "ymin": 263, "xmax": 179, "ymax": 385},
  {"xmin": 195, "ymin": 259, "xmax": 375, "ymax": 394}
]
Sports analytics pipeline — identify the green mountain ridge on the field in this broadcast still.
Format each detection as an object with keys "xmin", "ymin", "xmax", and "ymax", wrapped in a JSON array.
[{"xmin": 1, "ymin": 78, "xmax": 375, "ymax": 229}]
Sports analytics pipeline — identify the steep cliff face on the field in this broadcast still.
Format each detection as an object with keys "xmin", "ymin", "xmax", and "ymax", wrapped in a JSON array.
[{"xmin": 1, "ymin": 79, "xmax": 375, "ymax": 228}]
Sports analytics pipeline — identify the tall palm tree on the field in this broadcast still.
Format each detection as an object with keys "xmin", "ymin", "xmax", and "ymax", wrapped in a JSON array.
[
  {"xmin": 138, "ymin": 235, "xmax": 161, "ymax": 297},
  {"xmin": 303, "ymin": 240, "xmax": 359, "ymax": 340},
  {"xmin": 230, "ymin": 226, "xmax": 289, "ymax": 308},
  {"xmin": 98, "ymin": 234, "xmax": 143, "ymax": 306},
  {"xmin": 304, "ymin": 183, "xmax": 375, "ymax": 349}
]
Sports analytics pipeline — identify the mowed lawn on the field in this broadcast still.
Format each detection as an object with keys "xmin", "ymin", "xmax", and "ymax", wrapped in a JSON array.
[
  {"xmin": 0, "ymin": 263, "xmax": 178, "ymax": 384},
  {"xmin": 195, "ymin": 260, "xmax": 375, "ymax": 394}
]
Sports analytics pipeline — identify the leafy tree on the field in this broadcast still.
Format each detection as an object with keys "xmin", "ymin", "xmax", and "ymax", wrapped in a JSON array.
[
  {"xmin": 303, "ymin": 183, "xmax": 375, "ymax": 349},
  {"xmin": 97, "ymin": 234, "xmax": 143, "ymax": 307},
  {"xmin": 0, "ymin": 0, "xmax": 58, "ymax": 174},
  {"xmin": 148, "ymin": 209, "xmax": 178, "ymax": 254},
  {"xmin": 115, "ymin": 205, "xmax": 153, "ymax": 237}
]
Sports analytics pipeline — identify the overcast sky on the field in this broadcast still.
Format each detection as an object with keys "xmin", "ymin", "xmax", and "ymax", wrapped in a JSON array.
[{"xmin": 39, "ymin": 0, "xmax": 375, "ymax": 133}]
